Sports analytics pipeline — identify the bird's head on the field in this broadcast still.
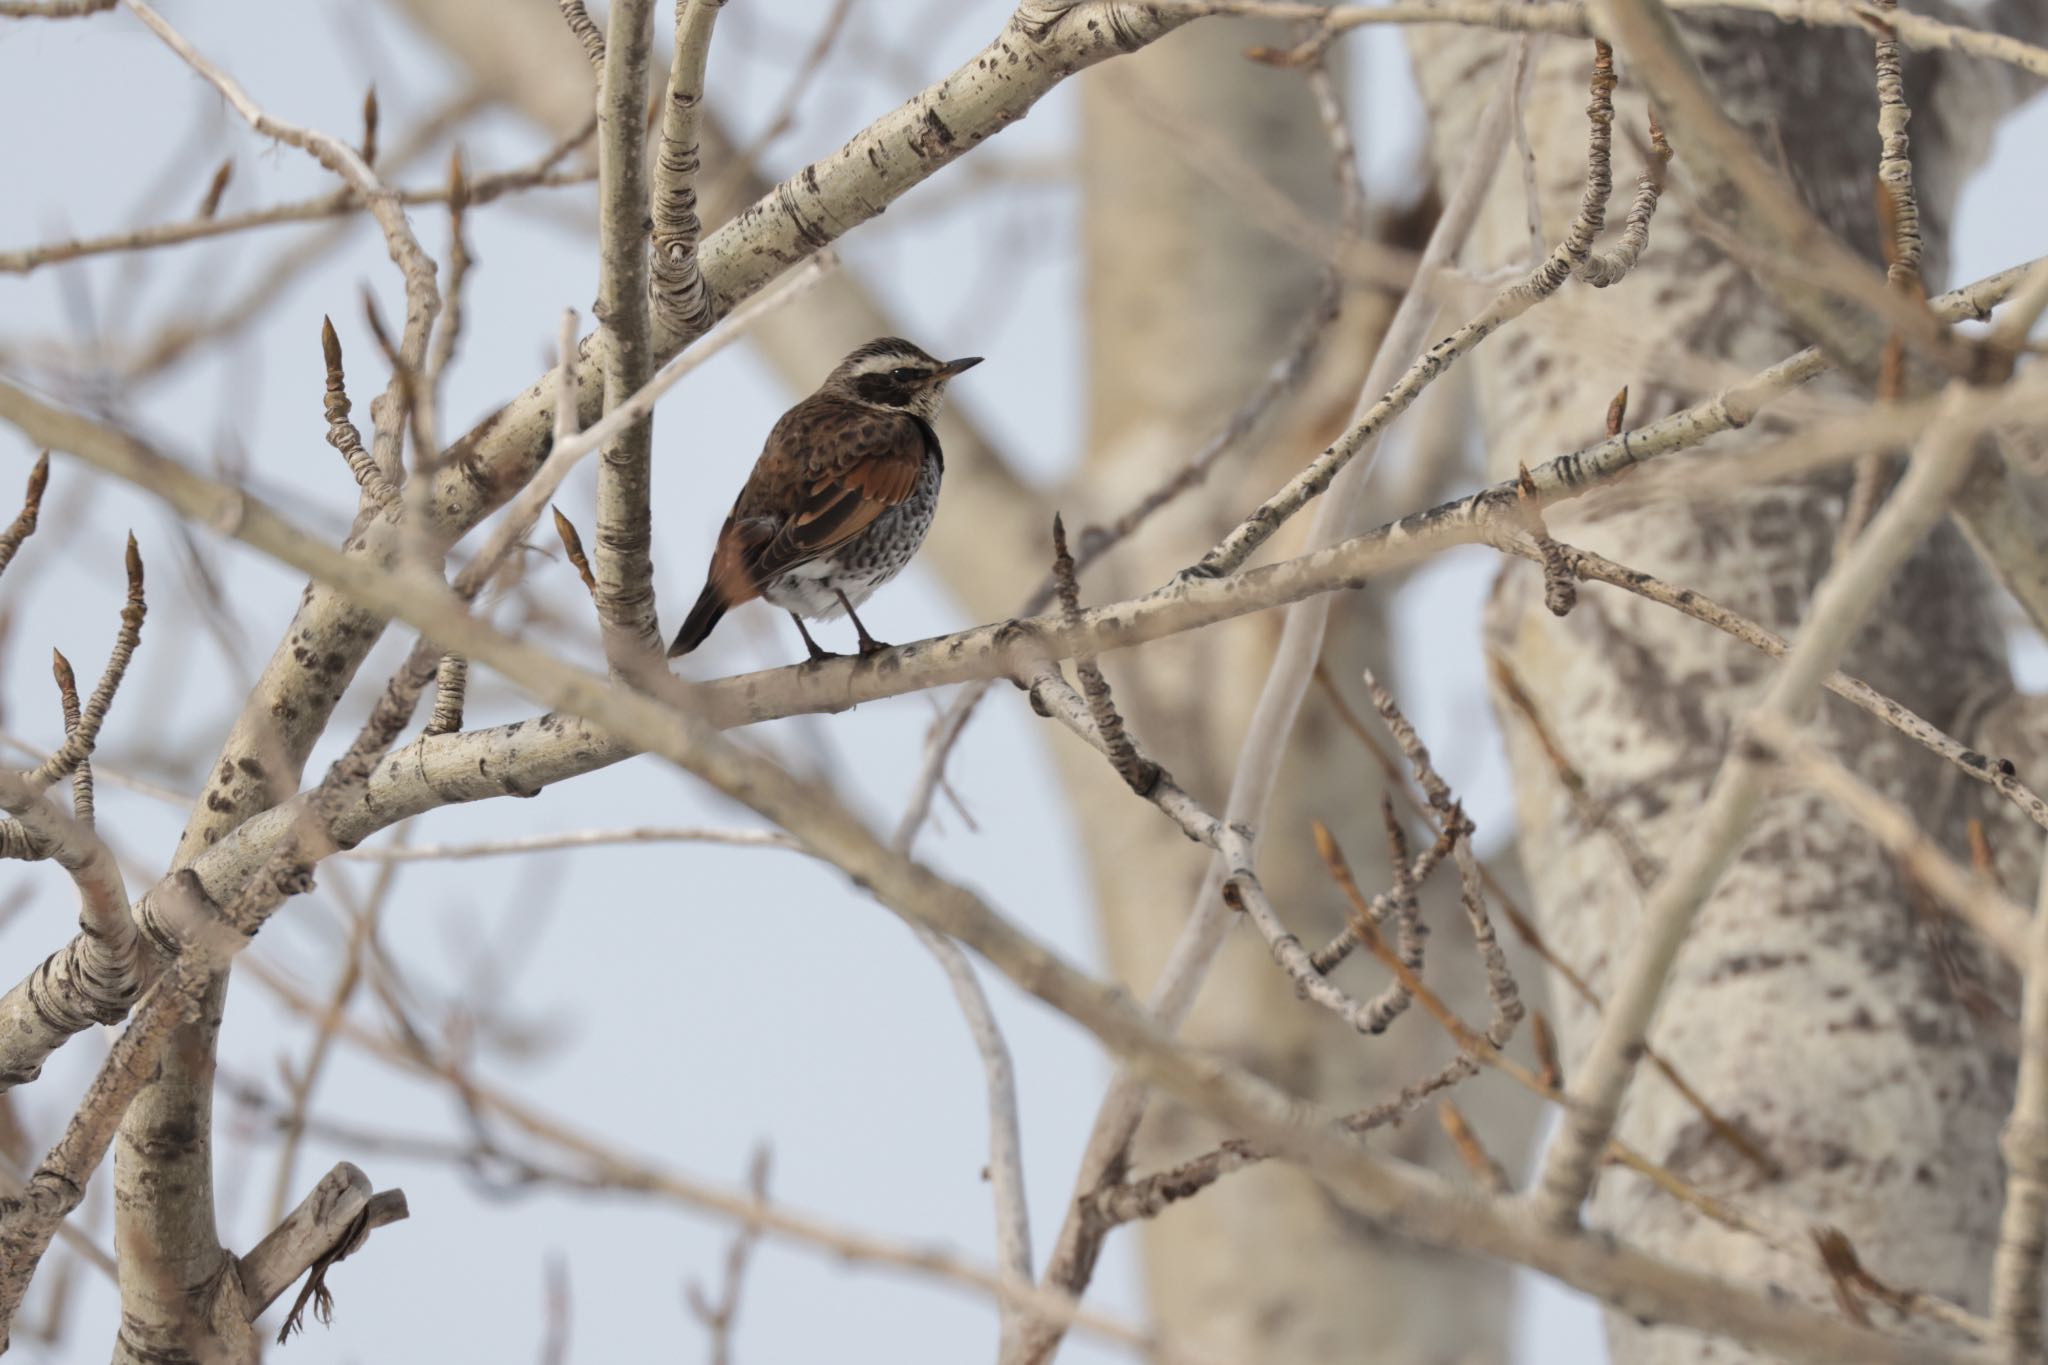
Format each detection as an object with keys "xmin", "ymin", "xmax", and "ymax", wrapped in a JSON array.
[{"xmin": 824, "ymin": 337, "xmax": 983, "ymax": 420}]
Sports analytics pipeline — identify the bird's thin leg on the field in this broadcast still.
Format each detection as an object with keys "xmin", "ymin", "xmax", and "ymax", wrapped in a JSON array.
[
  {"xmin": 788, "ymin": 612, "xmax": 837, "ymax": 663},
  {"xmin": 835, "ymin": 591, "xmax": 889, "ymax": 656}
]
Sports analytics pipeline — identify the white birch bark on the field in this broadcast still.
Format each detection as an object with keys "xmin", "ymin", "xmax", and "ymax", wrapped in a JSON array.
[{"xmin": 1408, "ymin": 16, "xmax": 2030, "ymax": 1360}]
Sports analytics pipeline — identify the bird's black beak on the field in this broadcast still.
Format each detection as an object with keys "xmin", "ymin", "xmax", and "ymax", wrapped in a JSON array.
[{"xmin": 938, "ymin": 356, "xmax": 984, "ymax": 378}]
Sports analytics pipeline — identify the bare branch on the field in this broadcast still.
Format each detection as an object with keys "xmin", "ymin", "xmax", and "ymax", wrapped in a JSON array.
[
  {"xmin": 685, "ymin": 1147, "xmax": 768, "ymax": 1365},
  {"xmin": 1195, "ymin": 41, "xmax": 1657, "ymax": 578},
  {"xmin": 49, "ymin": 651, "xmax": 89, "ymax": 826},
  {"xmin": 340, "ymin": 826, "xmax": 799, "ymax": 862},
  {"xmin": 908, "ymin": 928, "xmax": 1034, "ymax": 1351},
  {"xmin": 589, "ymin": 0, "xmax": 662, "ymax": 662},
  {"xmin": 1595, "ymin": 0, "xmax": 1962, "ymax": 381},
  {"xmin": 0, "ymin": 0, "xmax": 116, "ymax": 15},
  {"xmin": 121, "ymin": 0, "xmax": 440, "ymax": 342},
  {"xmin": 0, "ymin": 770, "xmax": 140, "ymax": 1089},
  {"xmin": 319, "ymin": 316, "xmax": 395, "ymax": 507},
  {"xmin": 558, "ymin": 0, "xmax": 606, "ymax": 72},
  {"xmin": 1192, "ymin": 0, "xmax": 2048, "ymax": 84},
  {"xmin": 423, "ymin": 655, "xmax": 468, "ymax": 737},
  {"xmin": 240, "ymin": 1161, "xmax": 407, "ymax": 1318},
  {"xmin": 422, "ymin": 147, "xmax": 474, "ymax": 402},
  {"xmin": 1438, "ymin": 1101, "xmax": 1511, "ymax": 1194},
  {"xmin": 649, "ymin": 0, "xmax": 727, "ymax": 342},
  {"xmin": 0, "ymin": 453, "xmax": 49, "ymax": 580},
  {"xmin": 1991, "ymin": 852, "xmax": 2048, "ymax": 1353},
  {"xmin": 1, "ymin": 157, "xmax": 589, "ymax": 278},
  {"xmin": 27, "ymin": 532, "xmax": 146, "ymax": 792},
  {"xmin": 1049, "ymin": 516, "xmax": 1157, "ymax": 795}
]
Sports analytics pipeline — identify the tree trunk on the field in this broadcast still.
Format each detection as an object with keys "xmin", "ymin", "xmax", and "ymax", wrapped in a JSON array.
[
  {"xmin": 1408, "ymin": 18, "xmax": 2028, "ymax": 1360},
  {"xmin": 1062, "ymin": 19, "xmax": 1541, "ymax": 1361}
]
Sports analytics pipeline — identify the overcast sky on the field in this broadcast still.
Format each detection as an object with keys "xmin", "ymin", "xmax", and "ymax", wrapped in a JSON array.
[{"xmin": 1, "ymin": 3, "xmax": 2044, "ymax": 1362}]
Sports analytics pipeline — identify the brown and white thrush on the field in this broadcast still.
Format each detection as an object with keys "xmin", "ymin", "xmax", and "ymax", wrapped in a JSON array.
[{"xmin": 668, "ymin": 337, "xmax": 982, "ymax": 662}]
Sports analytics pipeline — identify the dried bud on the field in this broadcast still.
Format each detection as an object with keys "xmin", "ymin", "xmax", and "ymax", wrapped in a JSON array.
[
  {"xmin": 199, "ymin": 158, "xmax": 233, "ymax": 220},
  {"xmin": 360, "ymin": 85, "xmax": 380, "ymax": 167},
  {"xmin": 1606, "ymin": 385, "xmax": 1629, "ymax": 436}
]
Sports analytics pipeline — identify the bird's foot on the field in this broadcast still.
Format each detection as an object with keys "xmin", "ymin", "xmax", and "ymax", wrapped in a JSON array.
[
  {"xmin": 789, "ymin": 613, "xmax": 842, "ymax": 664},
  {"xmin": 857, "ymin": 636, "xmax": 891, "ymax": 658}
]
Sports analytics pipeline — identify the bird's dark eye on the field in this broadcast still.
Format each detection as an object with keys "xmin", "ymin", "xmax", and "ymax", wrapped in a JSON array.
[{"xmin": 890, "ymin": 367, "xmax": 918, "ymax": 382}]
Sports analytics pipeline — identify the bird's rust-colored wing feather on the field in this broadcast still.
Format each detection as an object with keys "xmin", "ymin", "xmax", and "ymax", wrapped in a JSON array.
[{"xmin": 721, "ymin": 397, "xmax": 933, "ymax": 591}]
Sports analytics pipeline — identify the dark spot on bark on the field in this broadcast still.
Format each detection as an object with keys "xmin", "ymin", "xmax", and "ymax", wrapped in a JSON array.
[
  {"xmin": 1814, "ymin": 1141, "xmax": 1854, "ymax": 1171},
  {"xmin": 1708, "ymin": 951, "xmax": 1796, "ymax": 981}
]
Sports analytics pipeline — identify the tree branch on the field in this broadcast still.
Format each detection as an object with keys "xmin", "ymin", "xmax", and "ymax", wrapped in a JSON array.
[
  {"xmin": 1990, "ymin": 846, "xmax": 2048, "ymax": 1353},
  {"xmin": 649, "ymin": 0, "xmax": 726, "ymax": 342},
  {"xmin": 590, "ymin": 0, "xmax": 662, "ymax": 661},
  {"xmin": 238, "ymin": 1161, "xmax": 407, "ymax": 1318},
  {"xmin": 0, "ymin": 772, "xmax": 141, "ymax": 1090}
]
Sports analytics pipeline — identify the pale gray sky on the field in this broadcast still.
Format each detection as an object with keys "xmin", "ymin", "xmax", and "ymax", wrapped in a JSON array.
[{"xmin": 1, "ymin": 3, "xmax": 2043, "ymax": 1362}]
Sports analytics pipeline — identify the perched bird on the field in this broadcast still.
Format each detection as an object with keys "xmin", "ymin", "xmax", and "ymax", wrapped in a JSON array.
[{"xmin": 669, "ymin": 337, "xmax": 982, "ymax": 662}]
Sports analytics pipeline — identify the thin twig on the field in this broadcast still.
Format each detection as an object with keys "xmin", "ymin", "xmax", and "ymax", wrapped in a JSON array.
[
  {"xmin": 423, "ymin": 147, "xmax": 474, "ymax": 405},
  {"xmin": 0, "ymin": 0, "xmax": 116, "ymax": 15},
  {"xmin": 1189, "ymin": 0, "xmax": 2048, "ymax": 95},
  {"xmin": 319, "ymin": 317, "xmax": 397, "ymax": 508},
  {"xmin": 1193, "ymin": 41, "xmax": 1642, "ymax": 579},
  {"xmin": 340, "ymin": 826, "xmax": 800, "ymax": 862},
  {"xmin": 0, "ymin": 455, "xmax": 49, "ymax": 580},
  {"xmin": 26, "ymin": 534, "xmax": 145, "ymax": 792},
  {"xmin": 1049, "ymin": 517, "xmax": 1157, "ymax": 796},
  {"xmin": 1, "ymin": 147, "xmax": 591, "ymax": 277},
  {"xmin": 649, "ymin": 0, "xmax": 727, "ymax": 342},
  {"xmin": 558, "ymin": 0, "xmax": 606, "ymax": 71},
  {"xmin": 685, "ymin": 1147, "xmax": 769, "ymax": 1365},
  {"xmin": 423, "ymin": 655, "xmax": 468, "ymax": 738},
  {"xmin": 48, "ymin": 652, "xmax": 90, "ymax": 827}
]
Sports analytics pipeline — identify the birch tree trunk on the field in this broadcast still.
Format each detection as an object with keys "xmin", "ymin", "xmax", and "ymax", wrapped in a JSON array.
[
  {"xmin": 1058, "ymin": 20, "xmax": 1541, "ymax": 1360},
  {"xmin": 1408, "ymin": 18, "xmax": 2030, "ymax": 1360}
]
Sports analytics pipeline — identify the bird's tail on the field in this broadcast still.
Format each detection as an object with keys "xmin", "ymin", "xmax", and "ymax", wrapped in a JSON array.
[{"xmin": 669, "ymin": 583, "xmax": 728, "ymax": 658}]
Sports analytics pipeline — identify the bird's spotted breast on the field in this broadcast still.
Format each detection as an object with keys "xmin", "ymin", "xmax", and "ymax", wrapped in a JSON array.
[{"xmin": 761, "ymin": 453, "xmax": 942, "ymax": 619}]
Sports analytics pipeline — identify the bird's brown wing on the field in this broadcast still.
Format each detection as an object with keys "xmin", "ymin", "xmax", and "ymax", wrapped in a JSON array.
[{"xmin": 715, "ymin": 399, "xmax": 934, "ymax": 596}]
